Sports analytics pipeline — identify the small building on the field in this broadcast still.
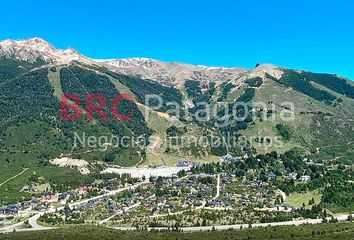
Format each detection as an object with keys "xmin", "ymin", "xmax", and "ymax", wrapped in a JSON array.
[
  {"xmin": 58, "ymin": 192, "xmax": 68, "ymax": 201},
  {"xmin": 219, "ymin": 155, "xmax": 238, "ymax": 162},
  {"xmin": 79, "ymin": 184, "xmax": 93, "ymax": 192},
  {"xmin": 300, "ymin": 175, "xmax": 311, "ymax": 182},
  {"xmin": 287, "ymin": 172, "xmax": 298, "ymax": 181},
  {"xmin": 0, "ymin": 205, "xmax": 19, "ymax": 215},
  {"xmin": 41, "ymin": 192, "xmax": 56, "ymax": 201},
  {"xmin": 267, "ymin": 172, "xmax": 277, "ymax": 181},
  {"xmin": 0, "ymin": 207, "xmax": 6, "ymax": 215},
  {"xmin": 176, "ymin": 161, "xmax": 193, "ymax": 168},
  {"xmin": 21, "ymin": 185, "xmax": 36, "ymax": 193}
]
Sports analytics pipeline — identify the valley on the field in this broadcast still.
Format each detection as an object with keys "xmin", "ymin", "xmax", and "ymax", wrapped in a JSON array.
[{"xmin": 0, "ymin": 38, "xmax": 353, "ymax": 235}]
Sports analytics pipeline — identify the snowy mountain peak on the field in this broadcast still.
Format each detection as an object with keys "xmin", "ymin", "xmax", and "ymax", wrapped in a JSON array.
[
  {"xmin": 25, "ymin": 37, "xmax": 54, "ymax": 49},
  {"xmin": 0, "ymin": 37, "xmax": 90, "ymax": 64},
  {"xmin": 98, "ymin": 58, "xmax": 248, "ymax": 86},
  {"xmin": 98, "ymin": 59, "xmax": 285, "ymax": 86},
  {"xmin": 0, "ymin": 37, "xmax": 284, "ymax": 84}
]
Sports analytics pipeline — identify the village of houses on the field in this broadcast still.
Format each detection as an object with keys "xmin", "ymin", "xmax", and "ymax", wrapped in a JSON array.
[{"xmin": 0, "ymin": 155, "xmax": 314, "ymax": 229}]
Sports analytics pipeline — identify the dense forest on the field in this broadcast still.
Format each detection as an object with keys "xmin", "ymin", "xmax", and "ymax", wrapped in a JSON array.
[
  {"xmin": 0, "ymin": 58, "xmax": 45, "ymax": 82},
  {"xmin": 60, "ymin": 66, "xmax": 152, "ymax": 138},
  {"xmin": 301, "ymin": 72, "xmax": 354, "ymax": 99},
  {"xmin": 0, "ymin": 68, "xmax": 60, "ymax": 134},
  {"xmin": 103, "ymin": 68, "xmax": 182, "ymax": 112},
  {"xmin": 278, "ymin": 70, "xmax": 338, "ymax": 104}
]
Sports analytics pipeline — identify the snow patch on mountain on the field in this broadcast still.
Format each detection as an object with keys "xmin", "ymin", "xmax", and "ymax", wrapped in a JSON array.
[
  {"xmin": 0, "ymin": 37, "xmax": 91, "ymax": 64},
  {"xmin": 98, "ymin": 58, "xmax": 249, "ymax": 86},
  {"xmin": 0, "ymin": 37, "xmax": 285, "ymax": 84}
]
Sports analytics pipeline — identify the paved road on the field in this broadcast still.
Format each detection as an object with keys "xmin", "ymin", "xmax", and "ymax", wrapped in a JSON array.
[
  {"xmin": 1, "ymin": 177, "xmax": 351, "ymax": 234},
  {"xmin": 23, "ymin": 214, "xmax": 57, "ymax": 232},
  {"xmin": 150, "ymin": 174, "xmax": 224, "ymax": 219},
  {"xmin": 180, "ymin": 214, "xmax": 350, "ymax": 232},
  {"xmin": 113, "ymin": 214, "xmax": 351, "ymax": 232},
  {"xmin": 99, "ymin": 203, "xmax": 141, "ymax": 224},
  {"xmin": 0, "ymin": 209, "xmax": 350, "ymax": 233},
  {"xmin": 0, "ymin": 181, "xmax": 148, "ymax": 233},
  {"xmin": 0, "ymin": 221, "xmax": 24, "ymax": 233},
  {"xmin": 99, "ymin": 193, "xmax": 159, "ymax": 224}
]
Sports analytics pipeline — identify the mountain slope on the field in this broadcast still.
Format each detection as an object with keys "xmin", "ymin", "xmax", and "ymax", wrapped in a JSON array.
[
  {"xmin": 0, "ymin": 38, "xmax": 353, "ymax": 170},
  {"xmin": 0, "ymin": 37, "xmax": 353, "ymax": 205}
]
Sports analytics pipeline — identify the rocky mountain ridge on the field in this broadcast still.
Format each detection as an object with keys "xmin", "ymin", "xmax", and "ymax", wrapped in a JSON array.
[{"xmin": 0, "ymin": 38, "xmax": 286, "ymax": 85}]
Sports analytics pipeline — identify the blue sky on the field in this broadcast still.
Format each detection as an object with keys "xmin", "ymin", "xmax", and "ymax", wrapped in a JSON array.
[{"xmin": 1, "ymin": 0, "xmax": 354, "ymax": 79}]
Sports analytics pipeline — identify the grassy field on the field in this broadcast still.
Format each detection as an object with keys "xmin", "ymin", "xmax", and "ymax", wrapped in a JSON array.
[
  {"xmin": 0, "ymin": 164, "xmax": 91, "ymax": 205},
  {"xmin": 324, "ymin": 203, "xmax": 354, "ymax": 214},
  {"xmin": 0, "ymin": 120, "xmax": 96, "ymax": 204},
  {"xmin": 241, "ymin": 78, "xmax": 315, "ymax": 154},
  {"xmin": 0, "ymin": 169, "xmax": 33, "ymax": 205},
  {"xmin": 0, "ymin": 222, "xmax": 353, "ymax": 240},
  {"xmin": 224, "ymin": 180, "xmax": 243, "ymax": 194},
  {"xmin": 285, "ymin": 190, "xmax": 322, "ymax": 209},
  {"xmin": 238, "ymin": 76, "xmax": 354, "ymax": 160}
]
